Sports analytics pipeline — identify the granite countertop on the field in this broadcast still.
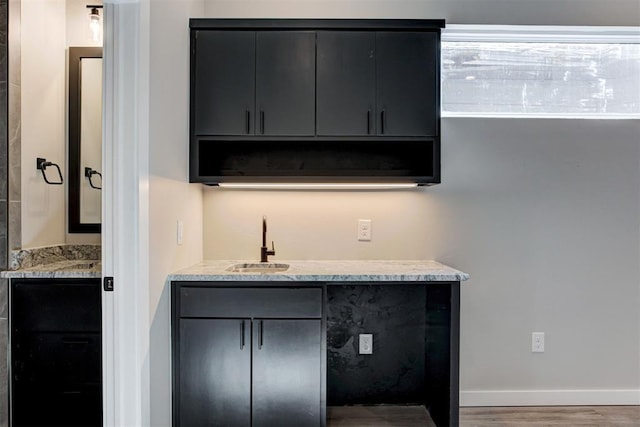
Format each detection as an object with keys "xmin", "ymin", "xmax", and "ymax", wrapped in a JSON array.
[
  {"xmin": 1, "ymin": 244, "xmax": 101, "ymax": 279},
  {"xmin": 1, "ymin": 260, "xmax": 101, "ymax": 278},
  {"xmin": 168, "ymin": 260, "xmax": 469, "ymax": 282}
]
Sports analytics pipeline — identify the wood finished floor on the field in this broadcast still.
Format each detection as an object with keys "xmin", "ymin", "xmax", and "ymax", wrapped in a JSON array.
[{"xmin": 327, "ymin": 405, "xmax": 640, "ymax": 427}]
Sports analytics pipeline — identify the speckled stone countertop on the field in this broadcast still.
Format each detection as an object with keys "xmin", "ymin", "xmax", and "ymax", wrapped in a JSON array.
[
  {"xmin": 168, "ymin": 260, "xmax": 469, "ymax": 282},
  {"xmin": 1, "ymin": 244, "xmax": 101, "ymax": 279}
]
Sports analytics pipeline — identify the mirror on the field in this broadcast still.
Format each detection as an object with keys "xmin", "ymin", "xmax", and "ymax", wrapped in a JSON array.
[{"xmin": 69, "ymin": 47, "xmax": 102, "ymax": 233}]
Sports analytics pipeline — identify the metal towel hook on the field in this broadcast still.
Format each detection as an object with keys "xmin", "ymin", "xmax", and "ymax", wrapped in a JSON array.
[
  {"xmin": 36, "ymin": 157, "xmax": 63, "ymax": 185},
  {"xmin": 84, "ymin": 167, "xmax": 102, "ymax": 190}
]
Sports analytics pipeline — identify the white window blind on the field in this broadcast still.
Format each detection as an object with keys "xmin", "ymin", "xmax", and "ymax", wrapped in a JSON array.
[{"xmin": 441, "ymin": 25, "xmax": 640, "ymax": 118}]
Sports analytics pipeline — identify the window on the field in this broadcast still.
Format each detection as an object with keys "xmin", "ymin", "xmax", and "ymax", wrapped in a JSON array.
[{"xmin": 441, "ymin": 25, "xmax": 640, "ymax": 118}]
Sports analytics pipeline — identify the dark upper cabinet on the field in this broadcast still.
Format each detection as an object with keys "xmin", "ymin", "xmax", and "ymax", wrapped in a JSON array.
[
  {"xmin": 190, "ymin": 19, "xmax": 444, "ymax": 184},
  {"xmin": 193, "ymin": 31, "xmax": 255, "ymax": 136},
  {"xmin": 317, "ymin": 31, "xmax": 437, "ymax": 137},
  {"xmin": 316, "ymin": 31, "xmax": 376, "ymax": 136},
  {"xmin": 376, "ymin": 32, "xmax": 438, "ymax": 136},
  {"xmin": 193, "ymin": 30, "xmax": 315, "ymax": 136},
  {"xmin": 256, "ymin": 31, "xmax": 316, "ymax": 136}
]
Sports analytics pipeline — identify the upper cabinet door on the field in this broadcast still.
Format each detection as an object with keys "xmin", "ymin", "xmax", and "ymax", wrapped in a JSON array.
[
  {"xmin": 193, "ymin": 31, "xmax": 256, "ymax": 136},
  {"xmin": 256, "ymin": 31, "xmax": 316, "ymax": 136},
  {"xmin": 376, "ymin": 32, "xmax": 438, "ymax": 136},
  {"xmin": 316, "ymin": 31, "xmax": 376, "ymax": 136}
]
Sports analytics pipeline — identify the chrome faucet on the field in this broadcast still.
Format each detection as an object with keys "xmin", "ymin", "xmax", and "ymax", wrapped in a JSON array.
[{"xmin": 260, "ymin": 216, "xmax": 276, "ymax": 262}]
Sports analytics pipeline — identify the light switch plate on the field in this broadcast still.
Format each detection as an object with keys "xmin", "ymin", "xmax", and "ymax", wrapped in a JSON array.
[{"xmin": 177, "ymin": 220, "xmax": 184, "ymax": 245}]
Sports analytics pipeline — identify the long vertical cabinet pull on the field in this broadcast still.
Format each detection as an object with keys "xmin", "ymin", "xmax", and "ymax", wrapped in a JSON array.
[
  {"xmin": 240, "ymin": 320, "xmax": 245, "ymax": 349},
  {"xmin": 380, "ymin": 109, "xmax": 386, "ymax": 134},
  {"xmin": 260, "ymin": 110, "xmax": 265, "ymax": 134},
  {"xmin": 258, "ymin": 320, "xmax": 264, "ymax": 349},
  {"xmin": 367, "ymin": 110, "xmax": 371, "ymax": 134},
  {"xmin": 245, "ymin": 110, "xmax": 251, "ymax": 134}
]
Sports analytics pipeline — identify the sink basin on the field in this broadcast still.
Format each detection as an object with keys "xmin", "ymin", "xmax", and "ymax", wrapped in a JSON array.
[{"xmin": 227, "ymin": 263, "xmax": 290, "ymax": 273}]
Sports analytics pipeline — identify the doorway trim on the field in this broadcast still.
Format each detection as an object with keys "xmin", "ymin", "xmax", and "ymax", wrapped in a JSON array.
[{"xmin": 102, "ymin": 1, "xmax": 150, "ymax": 425}]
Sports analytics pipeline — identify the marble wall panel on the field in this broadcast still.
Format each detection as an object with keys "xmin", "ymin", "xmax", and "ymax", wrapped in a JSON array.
[{"xmin": 327, "ymin": 285, "xmax": 427, "ymax": 405}]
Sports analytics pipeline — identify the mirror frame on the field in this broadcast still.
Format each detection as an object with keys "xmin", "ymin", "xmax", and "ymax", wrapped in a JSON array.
[{"xmin": 68, "ymin": 47, "xmax": 102, "ymax": 233}]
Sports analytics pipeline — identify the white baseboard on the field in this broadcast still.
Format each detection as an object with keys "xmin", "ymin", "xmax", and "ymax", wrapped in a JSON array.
[{"xmin": 460, "ymin": 389, "xmax": 640, "ymax": 407}]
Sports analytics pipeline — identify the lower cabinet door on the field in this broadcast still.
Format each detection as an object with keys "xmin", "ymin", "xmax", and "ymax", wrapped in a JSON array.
[
  {"xmin": 252, "ymin": 319, "xmax": 322, "ymax": 427},
  {"xmin": 179, "ymin": 319, "xmax": 251, "ymax": 427}
]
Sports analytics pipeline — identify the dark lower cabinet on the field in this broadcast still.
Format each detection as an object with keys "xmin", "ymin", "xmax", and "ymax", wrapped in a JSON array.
[
  {"xmin": 173, "ymin": 284, "xmax": 324, "ymax": 427},
  {"xmin": 10, "ymin": 278, "xmax": 102, "ymax": 427},
  {"xmin": 252, "ymin": 319, "xmax": 322, "ymax": 427},
  {"xmin": 179, "ymin": 319, "xmax": 251, "ymax": 427}
]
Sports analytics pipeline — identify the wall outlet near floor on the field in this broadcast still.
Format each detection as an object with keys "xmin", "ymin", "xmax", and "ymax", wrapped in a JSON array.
[
  {"xmin": 532, "ymin": 332, "xmax": 545, "ymax": 353},
  {"xmin": 359, "ymin": 334, "xmax": 373, "ymax": 354},
  {"xmin": 357, "ymin": 219, "xmax": 372, "ymax": 241}
]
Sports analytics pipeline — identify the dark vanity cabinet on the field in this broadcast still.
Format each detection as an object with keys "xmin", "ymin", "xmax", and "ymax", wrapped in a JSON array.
[
  {"xmin": 190, "ymin": 19, "xmax": 444, "ymax": 184},
  {"xmin": 10, "ymin": 279, "xmax": 102, "ymax": 427},
  {"xmin": 317, "ymin": 31, "xmax": 438, "ymax": 137},
  {"xmin": 172, "ymin": 284, "xmax": 325, "ymax": 427}
]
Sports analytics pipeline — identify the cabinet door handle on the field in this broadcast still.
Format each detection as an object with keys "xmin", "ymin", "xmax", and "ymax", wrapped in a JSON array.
[
  {"xmin": 381, "ymin": 109, "xmax": 386, "ymax": 134},
  {"xmin": 62, "ymin": 339, "xmax": 90, "ymax": 345},
  {"xmin": 240, "ymin": 320, "xmax": 245, "ymax": 350},
  {"xmin": 367, "ymin": 110, "xmax": 371, "ymax": 135},
  {"xmin": 260, "ymin": 110, "xmax": 265, "ymax": 135},
  {"xmin": 245, "ymin": 110, "xmax": 251, "ymax": 134},
  {"xmin": 258, "ymin": 320, "xmax": 264, "ymax": 349}
]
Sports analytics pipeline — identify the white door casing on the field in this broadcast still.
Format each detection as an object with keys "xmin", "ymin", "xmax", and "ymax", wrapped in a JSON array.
[{"xmin": 102, "ymin": 0, "xmax": 151, "ymax": 426}]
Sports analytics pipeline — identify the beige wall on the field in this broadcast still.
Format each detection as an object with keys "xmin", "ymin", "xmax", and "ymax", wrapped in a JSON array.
[
  {"xmin": 203, "ymin": 188, "xmax": 441, "ymax": 261},
  {"xmin": 148, "ymin": 1, "xmax": 204, "ymax": 426},
  {"xmin": 21, "ymin": 0, "xmax": 67, "ymax": 248},
  {"xmin": 203, "ymin": 0, "xmax": 640, "ymax": 26},
  {"xmin": 20, "ymin": 0, "xmax": 102, "ymax": 248}
]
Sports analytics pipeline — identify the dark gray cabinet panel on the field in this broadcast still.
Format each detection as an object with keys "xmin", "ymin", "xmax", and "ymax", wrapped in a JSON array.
[
  {"xmin": 194, "ymin": 30, "xmax": 315, "ymax": 137},
  {"xmin": 11, "ymin": 279, "xmax": 102, "ymax": 427},
  {"xmin": 194, "ymin": 31, "xmax": 256, "ymax": 136},
  {"xmin": 317, "ymin": 31, "xmax": 437, "ymax": 137},
  {"xmin": 172, "ymin": 283, "xmax": 324, "ymax": 427},
  {"xmin": 180, "ymin": 286, "xmax": 322, "ymax": 318},
  {"xmin": 316, "ymin": 32, "xmax": 375, "ymax": 136},
  {"xmin": 256, "ymin": 31, "xmax": 316, "ymax": 136},
  {"xmin": 178, "ymin": 319, "xmax": 251, "ymax": 427},
  {"xmin": 376, "ymin": 32, "xmax": 437, "ymax": 136},
  {"xmin": 253, "ymin": 319, "xmax": 322, "ymax": 427}
]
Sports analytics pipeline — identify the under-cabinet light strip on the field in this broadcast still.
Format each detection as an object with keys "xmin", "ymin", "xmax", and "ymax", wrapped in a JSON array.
[{"xmin": 217, "ymin": 183, "xmax": 419, "ymax": 190}]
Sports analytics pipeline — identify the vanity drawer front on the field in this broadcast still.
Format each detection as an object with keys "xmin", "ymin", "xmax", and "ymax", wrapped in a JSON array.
[{"xmin": 179, "ymin": 286, "xmax": 322, "ymax": 318}]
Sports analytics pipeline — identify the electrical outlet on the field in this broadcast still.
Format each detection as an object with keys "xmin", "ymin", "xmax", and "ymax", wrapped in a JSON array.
[
  {"xmin": 359, "ymin": 334, "xmax": 373, "ymax": 354},
  {"xmin": 358, "ymin": 219, "xmax": 372, "ymax": 241},
  {"xmin": 177, "ymin": 220, "xmax": 184, "ymax": 245},
  {"xmin": 532, "ymin": 332, "xmax": 544, "ymax": 353}
]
